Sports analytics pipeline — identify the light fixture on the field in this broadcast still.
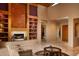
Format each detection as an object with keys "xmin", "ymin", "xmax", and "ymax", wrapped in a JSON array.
[{"xmin": 52, "ymin": 3, "xmax": 59, "ymax": 6}]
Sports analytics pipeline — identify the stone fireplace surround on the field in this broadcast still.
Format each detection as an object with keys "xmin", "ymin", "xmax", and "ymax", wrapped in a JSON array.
[{"xmin": 11, "ymin": 31, "xmax": 27, "ymax": 41}]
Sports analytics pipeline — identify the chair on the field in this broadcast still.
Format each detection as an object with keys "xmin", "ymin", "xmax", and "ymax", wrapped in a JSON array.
[
  {"xmin": 18, "ymin": 49, "xmax": 33, "ymax": 56},
  {"xmin": 35, "ymin": 50, "xmax": 50, "ymax": 56},
  {"xmin": 44, "ymin": 46, "xmax": 61, "ymax": 56}
]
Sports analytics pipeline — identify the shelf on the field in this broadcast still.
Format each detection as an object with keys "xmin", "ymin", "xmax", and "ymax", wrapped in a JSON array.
[
  {"xmin": 3, "ymin": 18, "xmax": 8, "ymax": 19},
  {"xmin": 3, "ymin": 23, "xmax": 8, "ymax": 24},
  {"xmin": 29, "ymin": 4, "xmax": 38, "ymax": 40},
  {"xmin": 0, "ymin": 14, "xmax": 8, "ymax": 41},
  {"xmin": 2, "ymin": 27, "xmax": 8, "ymax": 29},
  {"xmin": 0, "ymin": 27, "xmax": 8, "ymax": 29},
  {"xmin": 0, "ymin": 23, "xmax": 8, "ymax": 24},
  {"xmin": 0, "ymin": 37, "xmax": 8, "ymax": 38},
  {"xmin": 0, "ymin": 32, "xmax": 8, "ymax": 33},
  {"xmin": 29, "ymin": 18, "xmax": 37, "ymax": 40}
]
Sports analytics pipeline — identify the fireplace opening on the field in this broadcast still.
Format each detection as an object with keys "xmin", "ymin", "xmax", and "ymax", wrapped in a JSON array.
[{"xmin": 12, "ymin": 34, "xmax": 24, "ymax": 41}]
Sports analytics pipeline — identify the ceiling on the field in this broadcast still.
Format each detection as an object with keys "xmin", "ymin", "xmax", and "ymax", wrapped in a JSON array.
[
  {"xmin": 23, "ymin": 3, "xmax": 54, "ymax": 7},
  {"xmin": 36, "ymin": 3, "xmax": 54, "ymax": 7},
  {"xmin": 29, "ymin": 3, "xmax": 54, "ymax": 7}
]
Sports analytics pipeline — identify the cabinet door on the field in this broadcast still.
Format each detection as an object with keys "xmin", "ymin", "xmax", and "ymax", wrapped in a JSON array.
[{"xmin": 11, "ymin": 3, "xmax": 26, "ymax": 28}]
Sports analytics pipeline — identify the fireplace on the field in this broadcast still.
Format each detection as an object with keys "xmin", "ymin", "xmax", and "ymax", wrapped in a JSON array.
[
  {"xmin": 13, "ymin": 34, "xmax": 24, "ymax": 41},
  {"xmin": 11, "ymin": 31, "xmax": 26, "ymax": 41}
]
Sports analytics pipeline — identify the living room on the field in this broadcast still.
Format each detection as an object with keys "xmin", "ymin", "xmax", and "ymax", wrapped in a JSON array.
[{"xmin": 1, "ymin": 3, "xmax": 79, "ymax": 56}]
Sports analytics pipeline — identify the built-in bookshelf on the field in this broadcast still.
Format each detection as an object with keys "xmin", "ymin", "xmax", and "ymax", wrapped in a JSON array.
[
  {"xmin": 28, "ymin": 4, "xmax": 38, "ymax": 40},
  {"xmin": 0, "ymin": 14, "xmax": 8, "ymax": 41},
  {"xmin": 29, "ymin": 18, "xmax": 37, "ymax": 40}
]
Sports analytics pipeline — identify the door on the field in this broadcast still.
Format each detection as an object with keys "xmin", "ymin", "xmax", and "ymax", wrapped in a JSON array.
[
  {"xmin": 41, "ymin": 23, "xmax": 46, "ymax": 42},
  {"xmin": 41, "ymin": 24, "xmax": 44, "ymax": 39},
  {"xmin": 62, "ymin": 25, "xmax": 68, "ymax": 42}
]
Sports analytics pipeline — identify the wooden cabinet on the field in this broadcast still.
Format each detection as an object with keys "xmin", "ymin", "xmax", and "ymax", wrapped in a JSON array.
[{"xmin": 11, "ymin": 3, "xmax": 26, "ymax": 28}]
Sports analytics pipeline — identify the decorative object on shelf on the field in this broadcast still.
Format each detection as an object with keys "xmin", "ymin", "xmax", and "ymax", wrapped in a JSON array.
[
  {"xmin": 0, "ymin": 13, "xmax": 4, "ymax": 19},
  {"xmin": 0, "ymin": 29, "xmax": 3, "ymax": 32},
  {"xmin": 0, "ymin": 24, "xmax": 3, "ymax": 28}
]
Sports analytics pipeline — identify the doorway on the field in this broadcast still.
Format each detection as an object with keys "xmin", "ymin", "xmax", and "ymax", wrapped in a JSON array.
[
  {"xmin": 41, "ymin": 22, "xmax": 46, "ymax": 42},
  {"xmin": 62, "ymin": 25, "xmax": 68, "ymax": 42}
]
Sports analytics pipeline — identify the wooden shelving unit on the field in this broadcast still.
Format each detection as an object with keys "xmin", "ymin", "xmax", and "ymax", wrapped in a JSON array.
[
  {"xmin": 28, "ymin": 4, "xmax": 38, "ymax": 40},
  {"xmin": 29, "ymin": 18, "xmax": 37, "ymax": 40},
  {"xmin": 0, "ymin": 14, "xmax": 8, "ymax": 41}
]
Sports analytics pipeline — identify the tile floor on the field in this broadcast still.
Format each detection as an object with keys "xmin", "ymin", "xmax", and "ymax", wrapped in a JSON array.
[
  {"xmin": 0, "ymin": 40, "xmax": 79, "ymax": 56},
  {"xmin": 47, "ymin": 41, "xmax": 79, "ymax": 56}
]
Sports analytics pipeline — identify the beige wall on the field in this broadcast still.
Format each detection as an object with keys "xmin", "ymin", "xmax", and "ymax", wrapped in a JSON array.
[
  {"xmin": 37, "ymin": 5, "xmax": 57, "ymax": 43},
  {"xmin": 46, "ymin": 21, "xmax": 57, "ymax": 43},
  {"xmin": 48, "ymin": 3, "xmax": 79, "ymax": 20},
  {"xmin": 48, "ymin": 3, "xmax": 79, "ymax": 47},
  {"xmin": 38, "ymin": 5, "xmax": 48, "ymax": 42},
  {"xmin": 38, "ymin": 5, "xmax": 48, "ymax": 20}
]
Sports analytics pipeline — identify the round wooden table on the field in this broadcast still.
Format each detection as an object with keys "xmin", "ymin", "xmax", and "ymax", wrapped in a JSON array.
[{"xmin": 35, "ymin": 50, "xmax": 69, "ymax": 56}]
